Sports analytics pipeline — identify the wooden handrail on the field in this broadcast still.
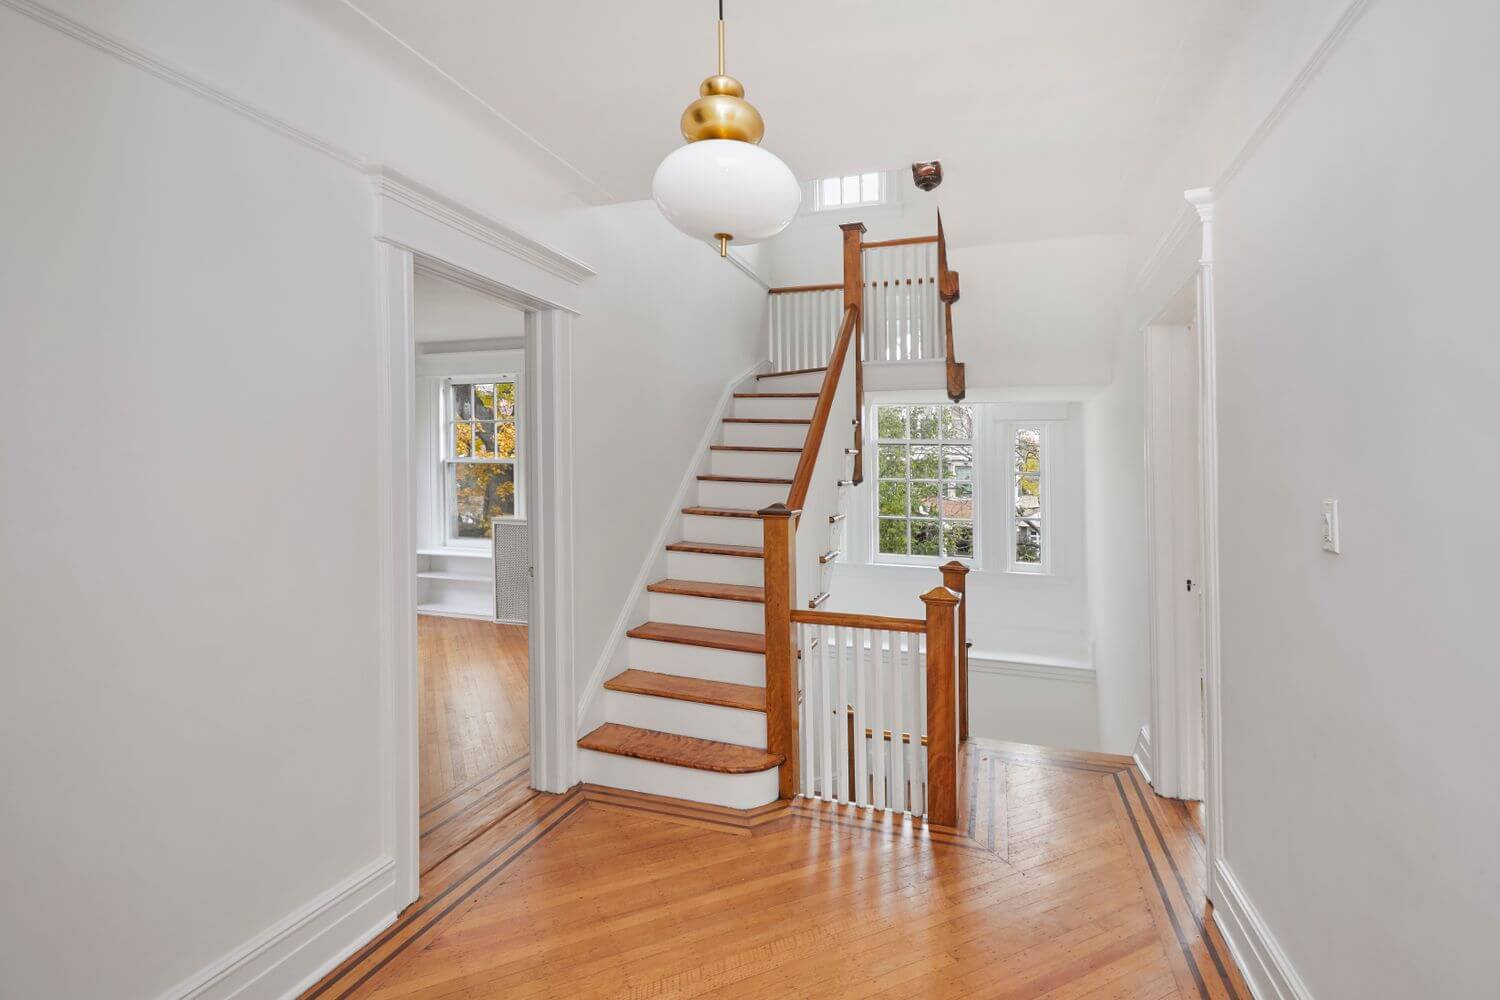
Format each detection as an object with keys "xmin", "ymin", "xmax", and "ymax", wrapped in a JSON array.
[
  {"xmin": 862, "ymin": 234, "xmax": 939, "ymax": 249},
  {"xmin": 936, "ymin": 210, "xmax": 966, "ymax": 402},
  {"xmin": 768, "ymin": 282, "xmax": 842, "ymax": 294},
  {"xmin": 789, "ymin": 608, "xmax": 926, "ymax": 633},
  {"xmin": 841, "ymin": 223, "xmax": 867, "ymax": 484},
  {"xmin": 787, "ymin": 303, "xmax": 858, "ymax": 511}
]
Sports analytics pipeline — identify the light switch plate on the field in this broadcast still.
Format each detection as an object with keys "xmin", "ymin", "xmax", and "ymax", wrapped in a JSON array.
[{"xmin": 1321, "ymin": 499, "xmax": 1340, "ymax": 554}]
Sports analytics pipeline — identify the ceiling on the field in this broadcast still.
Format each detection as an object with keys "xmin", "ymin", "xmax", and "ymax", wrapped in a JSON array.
[{"xmin": 347, "ymin": 0, "xmax": 1259, "ymax": 244}]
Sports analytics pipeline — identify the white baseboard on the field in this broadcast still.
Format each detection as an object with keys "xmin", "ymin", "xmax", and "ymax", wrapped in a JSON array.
[
  {"xmin": 1211, "ymin": 860, "xmax": 1315, "ymax": 1000},
  {"xmin": 160, "ymin": 857, "xmax": 399, "ymax": 1000},
  {"xmin": 574, "ymin": 358, "xmax": 768, "ymax": 736},
  {"xmin": 1133, "ymin": 724, "xmax": 1153, "ymax": 784}
]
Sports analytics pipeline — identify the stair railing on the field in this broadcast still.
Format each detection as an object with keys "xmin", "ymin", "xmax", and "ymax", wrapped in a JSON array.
[
  {"xmin": 760, "ymin": 219, "xmax": 964, "ymax": 824},
  {"xmin": 788, "ymin": 589, "xmax": 962, "ymax": 825},
  {"xmin": 766, "ymin": 215, "xmax": 966, "ymax": 402}
]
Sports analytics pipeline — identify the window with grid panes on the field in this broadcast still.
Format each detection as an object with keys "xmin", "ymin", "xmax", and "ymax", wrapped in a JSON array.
[
  {"xmin": 873, "ymin": 404, "xmax": 974, "ymax": 562},
  {"xmin": 445, "ymin": 379, "xmax": 517, "ymax": 540}
]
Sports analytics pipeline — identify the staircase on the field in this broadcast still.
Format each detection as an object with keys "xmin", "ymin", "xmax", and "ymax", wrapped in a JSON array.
[
  {"xmin": 577, "ymin": 367, "xmax": 828, "ymax": 808},
  {"xmin": 579, "ymin": 215, "xmax": 971, "ymax": 819}
]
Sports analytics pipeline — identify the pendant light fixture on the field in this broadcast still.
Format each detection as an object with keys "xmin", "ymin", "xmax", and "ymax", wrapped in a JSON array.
[{"xmin": 652, "ymin": 0, "xmax": 801, "ymax": 257}]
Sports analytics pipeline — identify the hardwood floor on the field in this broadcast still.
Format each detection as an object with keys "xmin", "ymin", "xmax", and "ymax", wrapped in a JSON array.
[
  {"xmin": 417, "ymin": 615, "xmax": 530, "ymax": 875},
  {"xmin": 308, "ymin": 733, "xmax": 1248, "ymax": 999}
]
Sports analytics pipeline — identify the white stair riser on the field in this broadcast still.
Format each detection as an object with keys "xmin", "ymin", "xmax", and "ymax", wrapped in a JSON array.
[
  {"xmin": 580, "ymin": 749, "xmax": 779, "ymax": 810},
  {"xmin": 731, "ymin": 396, "xmax": 817, "ymax": 420},
  {"xmin": 601, "ymin": 690, "xmax": 766, "ymax": 746},
  {"xmin": 626, "ymin": 637, "xmax": 763, "ymax": 685},
  {"xmin": 756, "ymin": 371, "xmax": 825, "ymax": 392},
  {"xmin": 708, "ymin": 450, "xmax": 801, "ymax": 478},
  {"xmin": 681, "ymin": 513, "xmax": 761, "ymax": 547},
  {"xmin": 722, "ymin": 422, "xmax": 810, "ymax": 448},
  {"xmin": 665, "ymin": 550, "xmax": 765, "ymax": 586},
  {"xmin": 649, "ymin": 591, "xmax": 764, "ymax": 632},
  {"xmin": 696, "ymin": 479, "xmax": 789, "ymax": 509}
]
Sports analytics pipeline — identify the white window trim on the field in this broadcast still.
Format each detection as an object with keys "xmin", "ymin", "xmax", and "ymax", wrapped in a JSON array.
[
  {"xmin": 810, "ymin": 171, "xmax": 891, "ymax": 213},
  {"xmin": 995, "ymin": 418, "xmax": 1054, "ymax": 575},
  {"xmin": 441, "ymin": 373, "xmax": 523, "ymax": 547},
  {"xmin": 867, "ymin": 401, "xmax": 979, "ymax": 569}
]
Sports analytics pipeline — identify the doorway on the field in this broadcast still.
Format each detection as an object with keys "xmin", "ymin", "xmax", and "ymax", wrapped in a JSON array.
[
  {"xmin": 410, "ymin": 269, "xmax": 536, "ymax": 874},
  {"xmin": 1144, "ymin": 286, "xmax": 1206, "ymax": 802}
]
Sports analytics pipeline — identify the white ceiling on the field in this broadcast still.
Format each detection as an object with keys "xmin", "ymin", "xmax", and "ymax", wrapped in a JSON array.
[
  {"xmin": 414, "ymin": 271, "xmax": 524, "ymax": 344},
  {"xmin": 347, "ymin": 0, "xmax": 1258, "ymax": 244}
]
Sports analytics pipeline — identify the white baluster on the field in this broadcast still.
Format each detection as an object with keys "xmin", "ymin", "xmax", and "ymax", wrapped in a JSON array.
[
  {"xmin": 818, "ymin": 625, "xmax": 834, "ymax": 801},
  {"xmin": 888, "ymin": 629, "xmax": 905, "ymax": 813},
  {"xmin": 871, "ymin": 626, "xmax": 887, "ymax": 810},
  {"xmin": 916, "ymin": 630, "xmax": 928, "ymax": 817},
  {"xmin": 853, "ymin": 626, "xmax": 868, "ymax": 807},
  {"xmin": 835, "ymin": 624, "xmax": 849, "ymax": 802},
  {"xmin": 800, "ymin": 625, "xmax": 815, "ymax": 797}
]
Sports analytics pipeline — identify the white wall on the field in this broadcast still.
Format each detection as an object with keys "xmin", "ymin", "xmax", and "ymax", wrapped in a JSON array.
[
  {"xmin": 829, "ymin": 400, "xmax": 1095, "ymax": 749},
  {"xmin": 1082, "ymin": 323, "xmax": 1151, "ymax": 756},
  {"xmin": 0, "ymin": 2, "xmax": 765, "ymax": 996},
  {"xmin": 1201, "ymin": 3, "xmax": 1500, "ymax": 996},
  {"xmin": 771, "ymin": 188, "xmax": 1128, "ymax": 387}
]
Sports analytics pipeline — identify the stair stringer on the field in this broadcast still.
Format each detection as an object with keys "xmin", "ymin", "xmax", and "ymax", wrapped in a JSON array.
[{"xmin": 574, "ymin": 359, "xmax": 770, "ymax": 741}]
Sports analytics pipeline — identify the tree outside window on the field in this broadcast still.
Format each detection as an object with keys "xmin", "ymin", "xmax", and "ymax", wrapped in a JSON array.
[
  {"xmin": 874, "ymin": 403, "xmax": 974, "ymax": 561},
  {"xmin": 447, "ymin": 380, "xmax": 517, "ymax": 540}
]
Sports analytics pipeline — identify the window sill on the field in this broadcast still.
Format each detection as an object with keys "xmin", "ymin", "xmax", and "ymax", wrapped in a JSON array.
[{"xmin": 417, "ymin": 546, "xmax": 493, "ymax": 560}]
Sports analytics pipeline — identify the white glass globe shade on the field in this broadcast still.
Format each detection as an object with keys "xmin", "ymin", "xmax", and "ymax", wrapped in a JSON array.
[{"xmin": 652, "ymin": 139, "xmax": 802, "ymax": 246}]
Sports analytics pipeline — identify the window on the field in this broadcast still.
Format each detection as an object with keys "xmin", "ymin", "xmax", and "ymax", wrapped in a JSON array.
[
  {"xmin": 813, "ymin": 171, "xmax": 883, "ymax": 211},
  {"xmin": 445, "ymin": 379, "xmax": 518, "ymax": 541},
  {"xmin": 874, "ymin": 403, "xmax": 974, "ymax": 562},
  {"xmin": 1010, "ymin": 426, "xmax": 1046, "ymax": 570}
]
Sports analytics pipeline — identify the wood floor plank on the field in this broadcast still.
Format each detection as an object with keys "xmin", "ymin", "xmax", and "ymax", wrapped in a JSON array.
[{"xmin": 312, "ymin": 730, "xmax": 1247, "ymax": 1000}]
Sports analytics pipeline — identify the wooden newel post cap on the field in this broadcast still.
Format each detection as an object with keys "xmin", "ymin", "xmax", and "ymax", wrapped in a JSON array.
[
  {"xmin": 757, "ymin": 502, "xmax": 793, "ymax": 519},
  {"xmin": 839, "ymin": 221, "xmax": 868, "ymax": 235},
  {"xmin": 939, "ymin": 560, "xmax": 970, "ymax": 577},
  {"xmin": 920, "ymin": 586, "xmax": 961, "ymax": 607}
]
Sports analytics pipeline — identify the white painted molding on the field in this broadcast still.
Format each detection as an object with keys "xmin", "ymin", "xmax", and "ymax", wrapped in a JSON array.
[
  {"xmin": 1212, "ymin": 861, "xmax": 1316, "ymax": 1000},
  {"xmin": 722, "ymin": 245, "xmax": 772, "ymax": 289},
  {"xmin": 158, "ymin": 858, "xmax": 398, "ymax": 1000},
  {"xmin": 1133, "ymin": 724, "xmax": 1153, "ymax": 785},
  {"xmin": 575, "ymin": 359, "xmax": 769, "ymax": 734},
  {"xmin": 1215, "ymin": 0, "xmax": 1372, "ymax": 192},
  {"xmin": 0, "ymin": 0, "xmax": 365, "ymax": 169},
  {"xmin": 969, "ymin": 653, "xmax": 1096, "ymax": 686},
  {"xmin": 1131, "ymin": 0, "xmax": 1372, "ymax": 292},
  {"xmin": 370, "ymin": 167, "xmax": 594, "ymax": 287},
  {"xmin": 1189, "ymin": 188, "xmax": 1228, "ymax": 894}
]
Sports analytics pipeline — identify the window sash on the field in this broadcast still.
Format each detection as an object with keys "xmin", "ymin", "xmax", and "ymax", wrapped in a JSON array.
[
  {"xmin": 442, "ymin": 376, "xmax": 522, "ymax": 544},
  {"xmin": 1007, "ymin": 425, "xmax": 1049, "ymax": 572},
  {"xmin": 871, "ymin": 403, "xmax": 975, "ymax": 563}
]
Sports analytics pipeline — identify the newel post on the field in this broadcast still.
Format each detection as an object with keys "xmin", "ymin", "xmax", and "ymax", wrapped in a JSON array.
[
  {"xmin": 921, "ymin": 585, "xmax": 961, "ymax": 827},
  {"xmin": 940, "ymin": 561, "xmax": 971, "ymax": 742},
  {"xmin": 840, "ymin": 222, "xmax": 866, "ymax": 484},
  {"xmin": 759, "ymin": 503, "xmax": 798, "ymax": 798}
]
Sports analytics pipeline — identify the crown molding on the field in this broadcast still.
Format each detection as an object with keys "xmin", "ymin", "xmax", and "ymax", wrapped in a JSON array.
[
  {"xmin": 1132, "ymin": 0, "xmax": 1373, "ymax": 293},
  {"xmin": 0, "ymin": 0, "xmax": 366, "ymax": 170},
  {"xmin": 370, "ymin": 167, "xmax": 595, "ymax": 287}
]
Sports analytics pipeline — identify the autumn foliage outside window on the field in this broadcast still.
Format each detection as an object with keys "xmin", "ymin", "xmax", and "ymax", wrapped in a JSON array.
[{"xmin": 447, "ymin": 380, "xmax": 517, "ymax": 540}]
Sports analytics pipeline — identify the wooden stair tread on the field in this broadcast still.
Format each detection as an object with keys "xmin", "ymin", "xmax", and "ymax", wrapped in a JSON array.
[
  {"xmin": 722, "ymin": 417, "xmax": 812, "ymax": 425},
  {"xmin": 604, "ymin": 669, "xmax": 766, "ymax": 712},
  {"xmin": 578, "ymin": 723, "xmax": 781, "ymax": 774},
  {"xmin": 626, "ymin": 621, "xmax": 765, "ymax": 654},
  {"xmin": 732, "ymin": 392, "xmax": 819, "ymax": 399},
  {"xmin": 647, "ymin": 578, "xmax": 765, "ymax": 603},
  {"xmin": 681, "ymin": 506, "xmax": 761, "ymax": 519},
  {"xmin": 709, "ymin": 445, "xmax": 802, "ymax": 453},
  {"xmin": 697, "ymin": 474, "xmax": 794, "ymax": 485},
  {"xmin": 757, "ymin": 366, "xmax": 827, "ymax": 379},
  {"xmin": 665, "ymin": 541, "xmax": 764, "ymax": 558}
]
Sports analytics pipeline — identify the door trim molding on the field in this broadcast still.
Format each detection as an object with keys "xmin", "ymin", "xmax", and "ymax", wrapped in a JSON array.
[{"xmin": 372, "ymin": 171, "xmax": 589, "ymax": 906}]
